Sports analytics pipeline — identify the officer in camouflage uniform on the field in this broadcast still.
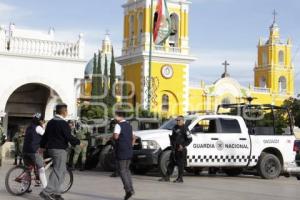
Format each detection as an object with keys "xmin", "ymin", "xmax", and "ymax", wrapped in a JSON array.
[
  {"xmin": 72, "ymin": 122, "xmax": 89, "ymax": 171},
  {"xmin": 0, "ymin": 121, "xmax": 6, "ymax": 167},
  {"xmin": 13, "ymin": 127, "xmax": 25, "ymax": 165}
]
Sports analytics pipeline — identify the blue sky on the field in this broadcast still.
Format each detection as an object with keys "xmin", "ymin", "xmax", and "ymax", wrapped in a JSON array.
[{"xmin": 0, "ymin": 0, "xmax": 300, "ymax": 93}]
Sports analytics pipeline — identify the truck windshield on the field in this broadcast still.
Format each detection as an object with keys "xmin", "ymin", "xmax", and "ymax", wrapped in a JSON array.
[{"xmin": 160, "ymin": 119, "xmax": 176, "ymax": 130}]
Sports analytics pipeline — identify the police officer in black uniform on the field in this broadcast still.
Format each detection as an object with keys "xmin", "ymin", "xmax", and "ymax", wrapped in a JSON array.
[{"xmin": 159, "ymin": 115, "xmax": 192, "ymax": 183}]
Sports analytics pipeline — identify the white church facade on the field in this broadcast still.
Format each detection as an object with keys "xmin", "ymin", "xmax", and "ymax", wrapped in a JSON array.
[{"xmin": 0, "ymin": 24, "xmax": 86, "ymax": 139}]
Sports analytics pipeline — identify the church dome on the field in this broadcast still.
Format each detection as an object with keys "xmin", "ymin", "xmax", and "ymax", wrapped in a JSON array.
[{"xmin": 84, "ymin": 58, "xmax": 94, "ymax": 78}]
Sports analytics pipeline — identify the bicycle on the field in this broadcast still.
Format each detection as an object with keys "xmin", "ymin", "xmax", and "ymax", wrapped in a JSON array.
[{"xmin": 5, "ymin": 157, "xmax": 73, "ymax": 196}]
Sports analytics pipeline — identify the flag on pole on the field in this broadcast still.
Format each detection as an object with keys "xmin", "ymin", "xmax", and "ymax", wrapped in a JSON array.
[{"xmin": 153, "ymin": 0, "xmax": 171, "ymax": 45}]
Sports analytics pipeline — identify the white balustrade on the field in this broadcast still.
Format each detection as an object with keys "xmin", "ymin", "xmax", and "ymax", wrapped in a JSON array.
[
  {"xmin": 253, "ymin": 87, "xmax": 271, "ymax": 93},
  {"xmin": 0, "ymin": 36, "xmax": 82, "ymax": 59}
]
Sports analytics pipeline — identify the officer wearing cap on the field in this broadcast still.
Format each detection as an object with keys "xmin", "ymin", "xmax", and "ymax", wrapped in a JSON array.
[{"xmin": 159, "ymin": 115, "xmax": 192, "ymax": 183}]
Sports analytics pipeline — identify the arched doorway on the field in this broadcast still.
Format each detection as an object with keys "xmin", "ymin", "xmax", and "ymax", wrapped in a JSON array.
[
  {"xmin": 160, "ymin": 90, "xmax": 179, "ymax": 117},
  {"xmin": 4, "ymin": 83, "xmax": 62, "ymax": 141}
]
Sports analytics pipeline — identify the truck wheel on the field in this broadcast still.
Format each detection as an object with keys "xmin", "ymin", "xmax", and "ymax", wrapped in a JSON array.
[
  {"xmin": 99, "ymin": 145, "xmax": 115, "ymax": 171},
  {"xmin": 159, "ymin": 150, "xmax": 178, "ymax": 177},
  {"xmin": 223, "ymin": 168, "xmax": 243, "ymax": 176},
  {"xmin": 257, "ymin": 153, "xmax": 282, "ymax": 179}
]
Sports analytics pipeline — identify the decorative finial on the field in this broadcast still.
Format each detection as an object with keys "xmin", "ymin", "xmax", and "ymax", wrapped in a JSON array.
[
  {"xmin": 105, "ymin": 29, "xmax": 110, "ymax": 36},
  {"xmin": 272, "ymin": 9, "xmax": 278, "ymax": 24},
  {"xmin": 48, "ymin": 27, "xmax": 55, "ymax": 35},
  {"xmin": 221, "ymin": 60, "xmax": 230, "ymax": 78}
]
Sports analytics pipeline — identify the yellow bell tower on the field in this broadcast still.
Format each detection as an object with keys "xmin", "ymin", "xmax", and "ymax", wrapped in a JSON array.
[
  {"xmin": 254, "ymin": 11, "xmax": 294, "ymax": 96},
  {"xmin": 116, "ymin": 0, "xmax": 195, "ymax": 116}
]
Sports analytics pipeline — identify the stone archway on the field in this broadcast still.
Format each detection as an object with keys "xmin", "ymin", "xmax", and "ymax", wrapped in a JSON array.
[{"xmin": 4, "ymin": 83, "xmax": 63, "ymax": 141}]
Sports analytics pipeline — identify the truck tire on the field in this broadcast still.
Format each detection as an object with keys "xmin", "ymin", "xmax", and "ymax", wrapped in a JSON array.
[
  {"xmin": 257, "ymin": 153, "xmax": 282, "ymax": 179},
  {"xmin": 223, "ymin": 168, "xmax": 243, "ymax": 176},
  {"xmin": 99, "ymin": 145, "xmax": 115, "ymax": 171},
  {"xmin": 159, "ymin": 150, "xmax": 178, "ymax": 177}
]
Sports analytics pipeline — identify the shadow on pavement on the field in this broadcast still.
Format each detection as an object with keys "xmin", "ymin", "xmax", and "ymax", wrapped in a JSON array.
[
  {"xmin": 69, "ymin": 191, "xmax": 150, "ymax": 200},
  {"xmin": 0, "ymin": 189, "xmax": 37, "ymax": 200}
]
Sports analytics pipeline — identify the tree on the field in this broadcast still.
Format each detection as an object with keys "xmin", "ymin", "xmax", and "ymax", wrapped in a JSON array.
[
  {"xmin": 103, "ymin": 54, "xmax": 109, "ymax": 104},
  {"xmin": 97, "ymin": 50, "xmax": 103, "ymax": 99},
  {"xmin": 282, "ymin": 97, "xmax": 300, "ymax": 128},
  {"xmin": 109, "ymin": 47, "xmax": 116, "ymax": 105},
  {"xmin": 91, "ymin": 53, "xmax": 98, "ymax": 97}
]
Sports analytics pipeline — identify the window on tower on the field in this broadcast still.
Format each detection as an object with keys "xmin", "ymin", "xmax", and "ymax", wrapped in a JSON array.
[
  {"xmin": 278, "ymin": 76, "xmax": 287, "ymax": 94},
  {"xmin": 162, "ymin": 94, "xmax": 169, "ymax": 111},
  {"xmin": 262, "ymin": 51, "xmax": 267, "ymax": 66},
  {"xmin": 129, "ymin": 15, "xmax": 135, "ymax": 46},
  {"xmin": 260, "ymin": 77, "xmax": 267, "ymax": 88},
  {"xmin": 138, "ymin": 12, "xmax": 144, "ymax": 45},
  {"xmin": 169, "ymin": 13, "xmax": 179, "ymax": 47},
  {"xmin": 278, "ymin": 50, "xmax": 284, "ymax": 65}
]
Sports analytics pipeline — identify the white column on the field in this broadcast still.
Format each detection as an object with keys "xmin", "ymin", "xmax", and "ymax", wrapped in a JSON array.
[{"xmin": 78, "ymin": 33, "xmax": 85, "ymax": 59}]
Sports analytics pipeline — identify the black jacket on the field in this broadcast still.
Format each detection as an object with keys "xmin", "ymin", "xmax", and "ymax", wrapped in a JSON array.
[
  {"xmin": 23, "ymin": 124, "xmax": 42, "ymax": 153},
  {"xmin": 170, "ymin": 125, "xmax": 192, "ymax": 150},
  {"xmin": 40, "ymin": 116, "xmax": 80, "ymax": 150}
]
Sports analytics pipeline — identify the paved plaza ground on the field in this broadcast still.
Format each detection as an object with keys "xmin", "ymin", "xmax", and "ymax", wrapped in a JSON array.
[{"xmin": 0, "ymin": 161, "xmax": 299, "ymax": 200}]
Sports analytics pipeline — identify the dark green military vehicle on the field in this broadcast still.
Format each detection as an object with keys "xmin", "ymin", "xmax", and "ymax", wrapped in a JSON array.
[{"xmin": 85, "ymin": 118, "xmax": 161, "ymax": 171}]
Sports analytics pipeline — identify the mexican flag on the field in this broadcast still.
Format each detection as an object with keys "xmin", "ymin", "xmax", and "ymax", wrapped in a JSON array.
[{"xmin": 153, "ymin": 0, "xmax": 171, "ymax": 45}]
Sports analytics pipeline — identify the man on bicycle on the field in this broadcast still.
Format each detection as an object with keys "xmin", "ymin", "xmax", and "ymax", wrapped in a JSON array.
[
  {"xmin": 22, "ymin": 113, "xmax": 47, "ymax": 189},
  {"xmin": 40, "ymin": 103, "xmax": 80, "ymax": 200}
]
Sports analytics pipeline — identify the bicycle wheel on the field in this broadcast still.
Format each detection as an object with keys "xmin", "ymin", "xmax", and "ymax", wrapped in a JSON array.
[
  {"xmin": 5, "ymin": 166, "xmax": 32, "ymax": 196},
  {"xmin": 61, "ymin": 168, "xmax": 73, "ymax": 194}
]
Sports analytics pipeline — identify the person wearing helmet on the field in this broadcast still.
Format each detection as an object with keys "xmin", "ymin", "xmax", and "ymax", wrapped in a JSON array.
[{"xmin": 23, "ymin": 113, "xmax": 48, "ymax": 189}]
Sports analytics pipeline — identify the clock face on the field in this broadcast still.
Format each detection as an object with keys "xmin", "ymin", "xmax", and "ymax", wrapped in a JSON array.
[{"xmin": 161, "ymin": 65, "xmax": 174, "ymax": 79}]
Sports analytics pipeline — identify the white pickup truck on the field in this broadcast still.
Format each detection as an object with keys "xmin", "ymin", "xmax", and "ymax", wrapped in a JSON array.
[{"xmin": 132, "ymin": 104, "xmax": 300, "ymax": 179}]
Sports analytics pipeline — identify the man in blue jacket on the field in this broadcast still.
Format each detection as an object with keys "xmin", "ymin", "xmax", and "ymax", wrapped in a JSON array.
[
  {"xmin": 113, "ymin": 111, "xmax": 135, "ymax": 200},
  {"xmin": 39, "ymin": 104, "xmax": 80, "ymax": 200}
]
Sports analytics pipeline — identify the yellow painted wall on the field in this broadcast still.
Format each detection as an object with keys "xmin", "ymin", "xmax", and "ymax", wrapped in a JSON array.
[
  {"xmin": 188, "ymin": 88, "xmax": 205, "ymax": 112},
  {"xmin": 149, "ymin": 62, "xmax": 187, "ymax": 116},
  {"xmin": 123, "ymin": 63, "xmax": 143, "ymax": 104}
]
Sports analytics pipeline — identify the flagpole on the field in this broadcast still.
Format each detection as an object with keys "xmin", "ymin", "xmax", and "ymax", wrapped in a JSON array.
[{"xmin": 148, "ymin": 0, "xmax": 154, "ymax": 111}]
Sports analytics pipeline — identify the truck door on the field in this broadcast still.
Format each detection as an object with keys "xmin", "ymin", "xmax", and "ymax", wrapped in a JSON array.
[
  {"xmin": 187, "ymin": 117, "xmax": 251, "ymax": 167},
  {"xmin": 187, "ymin": 117, "xmax": 224, "ymax": 167},
  {"xmin": 218, "ymin": 117, "xmax": 251, "ymax": 166}
]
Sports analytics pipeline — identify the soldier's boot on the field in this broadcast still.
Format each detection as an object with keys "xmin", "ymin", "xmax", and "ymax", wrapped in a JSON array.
[
  {"xmin": 19, "ymin": 158, "xmax": 23, "ymax": 166},
  {"xmin": 158, "ymin": 176, "xmax": 170, "ymax": 182},
  {"xmin": 173, "ymin": 178, "xmax": 184, "ymax": 183},
  {"xmin": 14, "ymin": 157, "xmax": 17, "ymax": 165}
]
